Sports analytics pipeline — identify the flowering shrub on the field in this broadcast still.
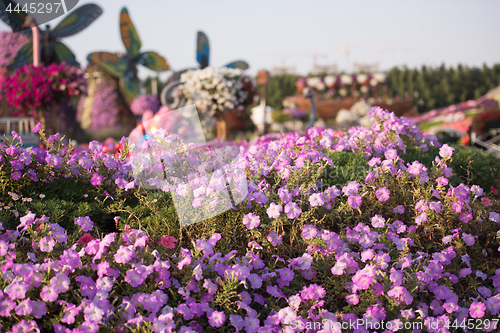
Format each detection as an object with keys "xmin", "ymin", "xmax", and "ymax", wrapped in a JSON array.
[
  {"xmin": 130, "ymin": 94, "xmax": 160, "ymax": 116},
  {"xmin": 472, "ymin": 109, "xmax": 500, "ymax": 136},
  {"xmin": 0, "ymin": 107, "xmax": 499, "ymax": 332},
  {"xmin": 296, "ymin": 73, "xmax": 386, "ymax": 98},
  {"xmin": 180, "ymin": 67, "xmax": 256, "ymax": 117},
  {"xmin": 1, "ymin": 63, "xmax": 86, "ymax": 116}
]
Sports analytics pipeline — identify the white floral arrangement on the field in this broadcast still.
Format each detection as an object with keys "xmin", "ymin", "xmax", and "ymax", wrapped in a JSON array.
[{"xmin": 180, "ymin": 67, "xmax": 251, "ymax": 117}]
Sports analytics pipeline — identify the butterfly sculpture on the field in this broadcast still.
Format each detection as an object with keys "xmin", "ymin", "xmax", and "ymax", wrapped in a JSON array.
[
  {"xmin": 168, "ymin": 31, "xmax": 249, "ymax": 82},
  {"xmin": 87, "ymin": 7, "xmax": 169, "ymax": 105},
  {"xmin": 0, "ymin": 2, "xmax": 103, "ymax": 69}
]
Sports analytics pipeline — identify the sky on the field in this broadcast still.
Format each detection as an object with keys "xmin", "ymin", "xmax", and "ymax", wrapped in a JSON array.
[{"xmin": 1, "ymin": 0, "xmax": 500, "ymax": 80}]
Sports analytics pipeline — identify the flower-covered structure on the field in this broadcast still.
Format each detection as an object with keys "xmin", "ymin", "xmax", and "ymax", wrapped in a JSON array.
[
  {"xmin": 180, "ymin": 66, "xmax": 256, "ymax": 139},
  {"xmin": 130, "ymin": 94, "xmax": 160, "ymax": 117}
]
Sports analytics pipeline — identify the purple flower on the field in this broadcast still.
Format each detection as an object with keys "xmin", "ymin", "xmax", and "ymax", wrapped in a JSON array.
[
  {"xmin": 352, "ymin": 274, "xmax": 372, "ymax": 291},
  {"xmin": 371, "ymin": 215, "xmax": 386, "ymax": 228},
  {"xmin": 429, "ymin": 201, "xmax": 442, "ymax": 213},
  {"xmin": 125, "ymin": 269, "xmax": 144, "ymax": 287},
  {"xmin": 436, "ymin": 177, "xmax": 448, "ymax": 186},
  {"xmin": 415, "ymin": 212, "xmax": 427, "ymax": 225},
  {"xmin": 393, "ymin": 205, "xmax": 405, "ymax": 214},
  {"xmin": 407, "ymin": 161, "xmax": 424, "ymax": 176},
  {"xmin": 45, "ymin": 154, "xmax": 63, "ymax": 168},
  {"xmin": 32, "ymin": 122, "xmax": 42, "ymax": 133},
  {"xmin": 39, "ymin": 236, "xmax": 56, "ymax": 252},
  {"xmin": 346, "ymin": 294, "xmax": 359, "ymax": 305},
  {"xmin": 7, "ymin": 281, "xmax": 29, "ymax": 300},
  {"xmin": 31, "ymin": 301, "xmax": 47, "ymax": 319},
  {"xmin": 309, "ymin": 193, "xmax": 325, "ymax": 207},
  {"xmin": 11, "ymin": 171, "xmax": 21, "ymax": 180},
  {"xmin": 384, "ymin": 149, "xmax": 398, "ymax": 160},
  {"xmin": 88, "ymin": 141, "xmax": 103, "ymax": 154},
  {"xmin": 40, "ymin": 286, "xmax": 58, "ymax": 302},
  {"xmin": 462, "ymin": 233, "xmax": 476, "ymax": 246},
  {"xmin": 284, "ymin": 202, "xmax": 302, "ymax": 219},
  {"xmin": 489, "ymin": 212, "xmax": 500, "ymax": 223},
  {"xmin": 375, "ymin": 187, "xmax": 390, "ymax": 201},
  {"xmin": 83, "ymin": 302, "xmax": 104, "ymax": 323},
  {"xmin": 15, "ymin": 299, "xmax": 32, "ymax": 316},
  {"xmin": 439, "ymin": 144, "xmax": 455, "ymax": 158},
  {"xmin": 75, "ymin": 216, "xmax": 94, "ymax": 232},
  {"xmin": 208, "ymin": 310, "xmax": 226, "ymax": 328},
  {"xmin": 348, "ymin": 194, "xmax": 362, "ymax": 209},
  {"xmin": 242, "ymin": 213, "xmax": 260, "ymax": 230},
  {"xmin": 302, "ymin": 225, "xmax": 318, "ymax": 239},
  {"xmin": 459, "ymin": 211, "xmax": 472, "ymax": 223},
  {"xmin": 267, "ymin": 232, "xmax": 282, "ymax": 246},
  {"xmin": 451, "ymin": 202, "xmax": 462, "ymax": 213},
  {"xmin": 342, "ymin": 181, "xmax": 360, "ymax": 196},
  {"xmin": 11, "ymin": 160, "xmax": 24, "ymax": 171},
  {"xmin": 50, "ymin": 273, "xmax": 70, "ymax": 293},
  {"xmin": 114, "ymin": 245, "xmax": 134, "ymax": 264}
]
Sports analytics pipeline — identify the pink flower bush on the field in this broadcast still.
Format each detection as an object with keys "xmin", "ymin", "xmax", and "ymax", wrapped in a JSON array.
[{"xmin": 1, "ymin": 63, "xmax": 86, "ymax": 116}]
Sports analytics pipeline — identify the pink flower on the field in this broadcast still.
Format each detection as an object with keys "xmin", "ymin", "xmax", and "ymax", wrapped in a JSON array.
[
  {"xmin": 90, "ymin": 173, "xmax": 104, "ymax": 186},
  {"xmin": 32, "ymin": 122, "xmax": 42, "ymax": 133},
  {"xmin": 348, "ymin": 194, "xmax": 362, "ymax": 209},
  {"xmin": 208, "ymin": 310, "xmax": 226, "ymax": 328},
  {"xmin": 469, "ymin": 302, "xmax": 486, "ymax": 318},
  {"xmin": 266, "ymin": 203, "xmax": 282, "ymax": 218},
  {"xmin": 284, "ymin": 202, "xmax": 302, "ymax": 219},
  {"xmin": 439, "ymin": 144, "xmax": 454, "ymax": 158},
  {"xmin": 158, "ymin": 235, "xmax": 176, "ymax": 249},
  {"xmin": 375, "ymin": 187, "xmax": 390, "ymax": 201},
  {"xmin": 482, "ymin": 197, "xmax": 492, "ymax": 206},
  {"xmin": 50, "ymin": 273, "xmax": 70, "ymax": 293},
  {"xmin": 114, "ymin": 245, "xmax": 134, "ymax": 264},
  {"xmin": 40, "ymin": 285, "xmax": 58, "ymax": 302},
  {"xmin": 242, "ymin": 213, "xmax": 260, "ymax": 230},
  {"xmin": 79, "ymin": 234, "xmax": 94, "ymax": 246}
]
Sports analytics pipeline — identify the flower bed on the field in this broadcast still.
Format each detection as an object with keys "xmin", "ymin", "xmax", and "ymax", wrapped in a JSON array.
[{"xmin": 0, "ymin": 107, "xmax": 499, "ymax": 332}]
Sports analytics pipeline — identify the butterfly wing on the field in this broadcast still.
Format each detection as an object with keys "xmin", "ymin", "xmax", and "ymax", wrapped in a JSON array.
[
  {"xmin": 87, "ymin": 52, "xmax": 127, "ymax": 78},
  {"xmin": 87, "ymin": 51, "xmax": 120, "ymax": 65},
  {"xmin": 53, "ymin": 42, "xmax": 79, "ymax": 67},
  {"xmin": 196, "ymin": 31, "xmax": 209, "ymax": 69},
  {"xmin": 50, "ymin": 4, "xmax": 103, "ymax": 39},
  {"xmin": 138, "ymin": 51, "xmax": 169, "ymax": 71},
  {"xmin": 224, "ymin": 60, "xmax": 249, "ymax": 70},
  {"xmin": 120, "ymin": 72, "xmax": 140, "ymax": 105},
  {"xmin": 0, "ymin": 0, "xmax": 32, "ymax": 37},
  {"xmin": 7, "ymin": 41, "xmax": 33, "ymax": 70},
  {"xmin": 120, "ymin": 7, "xmax": 141, "ymax": 57}
]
